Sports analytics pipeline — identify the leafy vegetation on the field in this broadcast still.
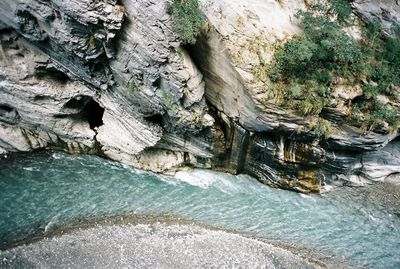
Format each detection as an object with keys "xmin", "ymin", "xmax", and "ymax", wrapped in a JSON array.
[
  {"xmin": 168, "ymin": 0, "xmax": 205, "ymax": 44},
  {"xmin": 308, "ymin": 117, "xmax": 335, "ymax": 138},
  {"xmin": 127, "ymin": 81, "xmax": 136, "ymax": 93},
  {"xmin": 267, "ymin": 0, "xmax": 399, "ymax": 131},
  {"xmin": 161, "ymin": 90, "xmax": 180, "ymax": 116}
]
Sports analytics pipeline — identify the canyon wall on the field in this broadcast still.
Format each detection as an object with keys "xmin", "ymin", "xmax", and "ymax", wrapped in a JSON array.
[{"xmin": 1, "ymin": 0, "xmax": 400, "ymax": 192}]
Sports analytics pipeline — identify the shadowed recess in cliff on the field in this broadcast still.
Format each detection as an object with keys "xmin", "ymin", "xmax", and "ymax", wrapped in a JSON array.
[
  {"xmin": 34, "ymin": 66, "xmax": 70, "ymax": 84},
  {"xmin": 84, "ymin": 99, "xmax": 104, "ymax": 129},
  {"xmin": 228, "ymin": 124, "xmax": 250, "ymax": 174},
  {"xmin": 144, "ymin": 113, "xmax": 164, "ymax": 125},
  {"xmin": 58, "ymin": 96, "xmax": 104, "ymax": 130},
  {"xmin": 185, "ymin": 36, "xmax": 252, "ymax": 174},
  {"xmin": 0, "ymin": 104, "xmax": 20, "ymax": 124},
  {"xmin": 16, "ymin": 10, "xmax": 45, "ymax": 41}
]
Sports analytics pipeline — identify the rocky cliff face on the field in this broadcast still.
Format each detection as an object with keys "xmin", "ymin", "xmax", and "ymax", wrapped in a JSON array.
[
  {"xmin": 1, "ymin": 0, "xmax": 400, "ymax": 192},
  {"xmin": 0, "ymin": 0, "xmax": 215, "ymax": 172}
]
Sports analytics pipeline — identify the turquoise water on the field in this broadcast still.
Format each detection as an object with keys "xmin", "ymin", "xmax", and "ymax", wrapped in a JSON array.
[{"xmin": 0, "ymin": 152, "xmax": 399, "ymax": 268}]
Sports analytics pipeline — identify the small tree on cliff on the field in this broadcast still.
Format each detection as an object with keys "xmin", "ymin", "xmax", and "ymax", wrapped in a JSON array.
[
  {"xmin": 168, "ymin": 0, "xmax": 205, "ymax": 44},
  {"xmin": 266, "ymin": 0, "xmax": 400, "ymax": 131}
]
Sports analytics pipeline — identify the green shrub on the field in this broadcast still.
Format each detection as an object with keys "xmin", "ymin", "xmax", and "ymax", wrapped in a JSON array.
[
  {"xmin": 299, "ymin": 98, "xmax": 324, "ymax": 115},
  {"xmin": 266, "ymin": 0, "xmax": 399, "ymax": 130},
  {"xmin": 161, "ymin": 90, "xmax": 180, "ymax": 116},
  {"xmin": 268, "ymin": 37, "xmax": 317, "ymax": 82},
  {"xmin": 267, "ymin": 0, "xmax": 364, "ymax": 108},
  {"xmin": 127, "ymin": 81, "xmax": 136, "ymax": 93},
  {"xmin": 352, "ymin": 98, "xmax": 398, "ymax": 131},
  {"xmin": 168, "ymin": 0, "xmax": 205, "ymax": 44},
  {"xmin": 384, "ymin": 36, "xmax": 400, "ymax": 68},
  {"xmin": 311, "ymin": 118, "xmax": 334, "ymax": 138},
  {"xmin": 282, "ymin": 81, "xmax": 327, "ymax": 115},
  {"xmin": 362, "ymin": 84, "xmax": 379, "ymax": 99},
  {"xmin": 362, "ymin": 31, "xmax": 400, "ymax": 96},
  {"xmin": 374, "ymin": 102, "xmax": 398, "ymax": 127},
  {"xmin": 330, "ymin": 0, "xmax": 353, "ymax": 25}
]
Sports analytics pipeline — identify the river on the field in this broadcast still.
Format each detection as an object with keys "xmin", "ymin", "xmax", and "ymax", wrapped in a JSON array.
[{"xmin": 0, "ymin": 152, "xmax": 399, "ymax": 268}]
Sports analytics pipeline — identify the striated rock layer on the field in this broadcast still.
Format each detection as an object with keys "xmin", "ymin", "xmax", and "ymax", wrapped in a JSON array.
[
  {"xmin": 1, "ymin": 0, "xmax": 400, "ymax": 192},
  {"xmin": 0, "ymin": 0, "xmax": 216, "ymax": 171}
]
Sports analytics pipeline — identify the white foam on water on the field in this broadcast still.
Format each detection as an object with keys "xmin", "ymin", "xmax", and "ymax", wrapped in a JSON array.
[
  {"xmin": 44, "ymin": 215, "xmax": 60, "ymax": 234},
  {"xmin": 157, "ymin": 175, "xmax": 178, "ymax": 186},
  {"xmin": 51, "ymin": 152, "xmax": 65, "ymax": 160},
  {"xmin": 174, "ymin": 170, "xmax": 216, "ymax": 189},
  {"xmin": 23, "ymin": 167, "xmax": 35, "ymax": 171},
  {"xmin": 299, "ymin": 193, "xmax": 316, "ymax": 202},
  {"xmin": 174, "ymin": 169, "xmax": 249, "ymax": 195}
]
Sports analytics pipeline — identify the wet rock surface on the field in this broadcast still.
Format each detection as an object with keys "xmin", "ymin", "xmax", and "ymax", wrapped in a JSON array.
[{"xmin": 0, "ymin": 223, "xmax": 323, "ymax": 269}]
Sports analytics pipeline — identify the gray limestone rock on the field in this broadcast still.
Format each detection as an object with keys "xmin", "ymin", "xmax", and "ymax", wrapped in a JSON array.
[
  {"xmin": 353, "ymin": 0, "xmax": 400, "ymax": 36},
  {"xmin": 1, "ymin": 0, "xmax": 400, "ymax": 191},
  {"xmin": 0, "ymin": 0, "xmax": 215, "ymax": 173}
]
